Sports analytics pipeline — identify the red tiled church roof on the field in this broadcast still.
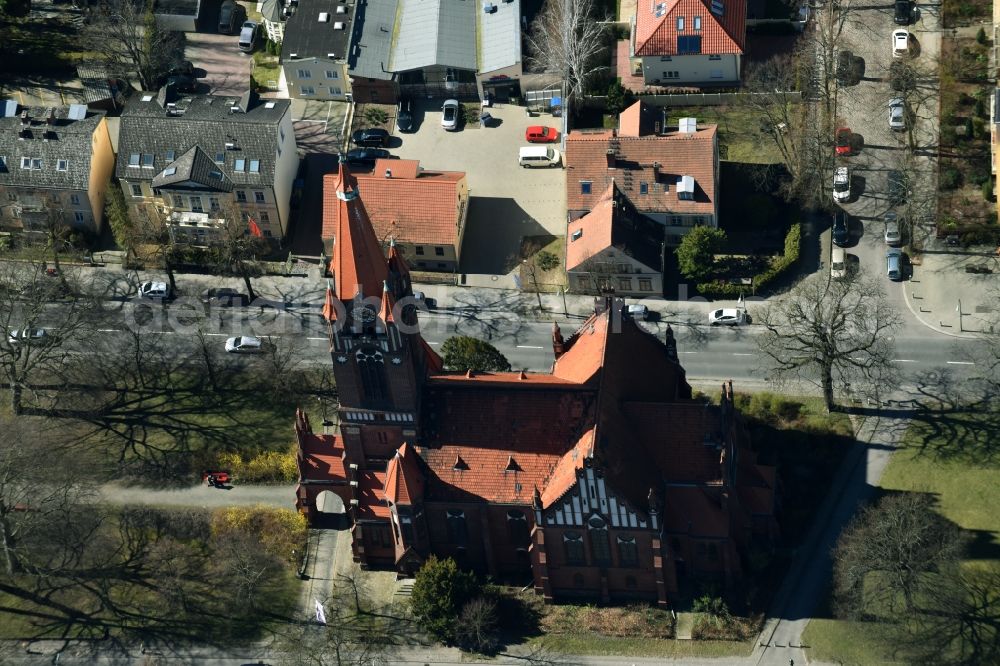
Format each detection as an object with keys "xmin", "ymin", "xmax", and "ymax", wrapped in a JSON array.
[
  {"xmin": 634, "ymin": 0, "xmax": 746, "ymax": 57},
  {"xmin": 540, "ymin": 427, "xmax": 595, "ymax": 508},
  {"xmin": 356, "ymin": 470, "xmax": 390, "ymax": 519},
  {"xmin": 384, "ymin": 442, "xmax": 425, "ymax": 505},
  {"xmin": 322, "ymin": 162, "xmax": 388, "ymax": 301}
]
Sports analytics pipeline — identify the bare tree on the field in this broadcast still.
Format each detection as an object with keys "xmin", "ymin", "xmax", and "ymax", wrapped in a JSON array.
[
  {"xmin": 523, "ymin": 0, "xmax": 608, "ymax": 105},
  {"xmin": 83, "ymin": 0, "xmax": 184, "ymax": 91},
  {"xmin": 213, "ymin": 201, "xmax": 272, "ymax": 303},
  {"xmin": 756, "ymin": 272, "xmax": 902, "ymax": 410}
]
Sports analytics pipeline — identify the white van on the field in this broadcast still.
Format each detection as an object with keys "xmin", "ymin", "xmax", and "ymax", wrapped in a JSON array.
[
  {"xmin": 519, "ymin": 146, "xmax": 561, "ymax": 168},
  {"xmin": 831, "ymin": 247, "xmax": 847, "ymax": 280}
]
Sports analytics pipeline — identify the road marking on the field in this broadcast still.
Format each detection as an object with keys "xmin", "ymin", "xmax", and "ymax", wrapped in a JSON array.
[
  {"xmin": 516, "ymin": 345, "xmax": 544, "ymax": 349},
  {"xmin": 946, "ymin": 361, "xmax": 974, "ymax": 365},
  {"xmin": 679, "ymin": 351, "xmax": 698, "ymax": 354},
  {"xmin": 96, "ymin": 329, "xmax": 121, "ymax": 333},
  {"xmin": 306, "ymin": 337, "xmax": 327, "ymax": 341},
  {"xmin": 732, "ymin": 353, "xmax": 752, "ymax": 356},
  {"xmin": 891, "ymin": 359, "xmax": 917, "ymax": 363}
]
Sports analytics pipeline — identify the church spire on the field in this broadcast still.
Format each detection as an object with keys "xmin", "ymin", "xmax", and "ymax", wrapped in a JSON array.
[{"xmin": 323, "ymin": 162, "xmax": 388, "ymax": 302}]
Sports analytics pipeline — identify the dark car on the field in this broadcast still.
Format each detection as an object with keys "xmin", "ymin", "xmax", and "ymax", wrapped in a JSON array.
[
  {"xmin": 888, "ymin": 170, "xmax": 907, "ymax": 205},
  {"xmin": 832, "ymin": 210, "xmax": 850, "ymax": 247},
  {"xmin": 201, "ymin": 287, "xmax": 248, "ymax": 307},
  {"xmin": 836, "ymin": 50, "xmax": 862, "ymax": 86},
  {"xmin": 396, "ymin": 99, "xmax": 413, "ymax": 132},
  {"xmin": 894, "ymin": 0, "xmax": 913, "ymax": 24},
  {"xmin": 345, "ymin": 148, "xmax": 391, "ymax": 165},
  {"xmin": 351, "ymin": 128, "xmax": 390, "ymax": 147}
]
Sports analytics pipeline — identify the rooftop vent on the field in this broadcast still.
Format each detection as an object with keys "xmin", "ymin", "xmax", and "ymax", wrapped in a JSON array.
[
  {"xmin": 571, "ymin": 229, "xmax": 583, "ymax": 241},
  {"xmin": 141, "ymin": 94, "xmax": 154, "ymax": 102},
  {"xmin": 327, "ymin": 52, "xmax": 336, "ymax": 58},
  {"xmin": 225, "ymin": 141, "xmax": 237, "ymax": 150},
  {"xmin": 679, "ymin": 117, "xmax": 697, "ymax": 133},
  {"xmin": 319, "ymin": 11, "xmax": 329, "ymax": 21},
  {"xmin": 336, "ymin": 4, "xmax": 346, "ymax": 12},
  {"xmin": 230, "ymin": 104, "xmax": 242, "ymax": 113},
  {"xmin": 483, "ymin": 1, "xmax": 496, "ymax": 11},
  {"xmin": 289, "ymin": 52, "xmax": 299, "ymax": 58},
  {"xmin": 68, "ymin": 104, "xmax": 87, "ymax": 120},
  {"xmin": 334, "ymin": 21, "xmax": 345, "ymax": 28},
  {"xmin": 265, "ymin": 101, "xmax": 276, "ymax": 109},
  {"xmin": 46, "ymin": 108, "xmax": 56, "ymax": 125},
  {"xmin": 385, "ymin": 168, "xmax": 391, "ymax": 178},
  {"xmin": 19, "ymin": 110, "xmax": 29, "ymax": 125}
]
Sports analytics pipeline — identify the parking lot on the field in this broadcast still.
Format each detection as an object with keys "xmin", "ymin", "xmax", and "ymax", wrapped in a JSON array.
[
  {"xmin": 185, "ymin": 32, "xmax": 252, "ymax": 96},
  {"xmin": 829, "ymin": 1, "xmax": 942, "ymax": 277},
  {"xmin": 388, "ymin": 98, "xmax": 567, "ymax": 277}
]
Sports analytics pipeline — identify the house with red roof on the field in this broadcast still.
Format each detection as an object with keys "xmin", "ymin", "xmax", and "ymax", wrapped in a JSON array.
[
  {"xmin": 322, "ymin": 158, "xmax": 469, "ymax": 272},
  {"xmin": 630, "ymin": 0, "xmax": 747, "ymax": 86},
  {"xmin": 564, "ymin": 101, "xmax": 718, "ymax": 295},
  {"xmin": 294, "ymin": 161, "xmax": 776, "ymax": 607}
]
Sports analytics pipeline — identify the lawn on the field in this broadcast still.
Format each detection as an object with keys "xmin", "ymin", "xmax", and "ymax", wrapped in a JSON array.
[
  {"xmin": 252, "ymin": 51, "xmax": 281, "ymax": 92},
  {"xmin": 528, "ymin": 634, "xmax": 755, "ymax": 658},
  {"xmin": 801, "ymin": 411, "xmax": 1000, "ymax": 664},
  {"xmin": 661, "ymin": 105, "xmax": 786, "ymax": 165}
]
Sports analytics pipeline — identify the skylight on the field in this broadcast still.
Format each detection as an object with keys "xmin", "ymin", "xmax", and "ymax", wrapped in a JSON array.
[
  {"xmin": 128, "ymin": 153, "xmax": 141, "ymax": 167},
  {"xmin": 249, "ymin": 159, "xmax": 260, "ymax": 173},
  {"xmin": 56, "ymin": 159, "xmax": 68, "ymax": 171},
  {"xmin": 163, "ymin": 167, "xmax": 177, "ymax": 176}
]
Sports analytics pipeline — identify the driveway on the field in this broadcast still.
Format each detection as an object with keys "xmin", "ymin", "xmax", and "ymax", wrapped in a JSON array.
[
  {"xmin": 185, "ymin": 32, "xmax": 252, "ymax": 96},
  {"xmin": 390, "ymin": 99, "xmax": 567, "ymax": 276}
]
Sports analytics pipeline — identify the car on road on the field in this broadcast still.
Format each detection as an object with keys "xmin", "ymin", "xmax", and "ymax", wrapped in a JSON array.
[
  {"xmin": 225, "ymin": 335, "xmax": 265, "ymax": 353},
  {"xmin": 835, "ymin": 127, "xmax": 853, "ymax": 156},
  {"xmin": 886, "ymin": 248, "xmax": 904, "ymax": 281},
  {"xmin": 894, "ymin": 0, "xmax": 913, "ymax": 24},
  {"xmin": 525, "ymin": 126, "xmax": 560, "ymax": 143},
  {"xmin": 833, "ymin": 166, "xmax": 851, "ymax": 202},
  {"xmin": 831, "ymin": 247, "xmax": 847, "ymax": 280},
  {"xmin": 888, "ymin": 169, "xmax": 907, "ymax": 205},
  {"xmin": 884, "ymin": 213, "xmax": 902, "ymax": 246},
  {"xmin": 8, "ymin": 327, "xmax": 48, "ymax": 344},
  {"xmin": 627, "ymin": 304, "xmax": 649, "ymax": 321},
  {"xmin": 441, "ymin": 99, "xmax": 460, "ymax": 131},
  {"xmin": 139, "ymin": 281, "xmax": 170, "ymax": 299},
  {"xmin": 345, "ymin": 148, "xmax": 391, "ymax": 165},
  {"xmin": 709, "ymin": 308, "xmax": 748, "ymax": 326},
  {"xmin": 202, "ymin": 287, "xmax": 248, "ymax": 307},
  {"xmin": 832, "ymin": 210, "xmax": 850, "ymax": 246},
  {"xmin": 396, "ymin": 99, "xmax": 413, "ymax": 132},
  {"xmin": 238, "ymin": 21, "xmax": 259, "ymax": 53},
  {"xmin": 351, "ymin": 128, "xmax": 390, "ymax": 147},
  {"xmin": 889, "ymin": 97, "xmax": 907, "ymax": 131},
  {"xmin": 892, "ymin": 29, "xmax": 910, "ymax": 58}
]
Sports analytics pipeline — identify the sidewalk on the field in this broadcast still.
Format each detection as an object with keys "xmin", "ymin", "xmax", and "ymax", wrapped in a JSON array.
[{"xmin": 902, "ymin": 249, "xmax": 999, "ymax": 337}]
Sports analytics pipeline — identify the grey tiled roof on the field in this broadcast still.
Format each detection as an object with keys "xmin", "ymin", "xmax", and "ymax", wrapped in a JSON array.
[
  {"xmin": 391, "ymin": 0, "xmax": 476, "ymax": 72},
  {"xmin": 280, "ymin": 0, "xmax": 353, "ymax": 61},
  {"xmin": 479, "ymin": 0, "xmax": 520, "ymax": 73},
  {"xmin": 0, "ymin": 104, "xmax": 105, "ymax": 191},
  {"xmin": 116, "ymin": 91, "xmax": 289, "ymax": 189},
  {"xmin": 348, "ymin": 0, "xmax": 398, "ymax": 80},
  {"xmin": 152, "ymin": 145, "xmax": 235, "ymax": 192}
]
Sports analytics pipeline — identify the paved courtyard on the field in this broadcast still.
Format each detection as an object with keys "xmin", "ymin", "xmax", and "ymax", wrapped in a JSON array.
[
  {"xmin": 185, "ymin": 32, "xmax": 253, "ymax": 96},
  {"xmin": 390, "ymin": 99, "xmax": 567, "ymax": 277}
]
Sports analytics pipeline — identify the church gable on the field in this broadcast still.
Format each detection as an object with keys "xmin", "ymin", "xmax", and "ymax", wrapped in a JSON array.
[{"xmin": 537, "ymin": 463, "xmax": 654, "ymax": 531}]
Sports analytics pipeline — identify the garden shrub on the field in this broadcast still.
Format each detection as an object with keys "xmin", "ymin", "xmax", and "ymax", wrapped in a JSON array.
[
  {"xmin": 940, "ymin": 166, "xmax": 963, "ymax": 190},
  {"xmin": 216, "ymin": 447, "xmax": 298, "ymax": 483}
]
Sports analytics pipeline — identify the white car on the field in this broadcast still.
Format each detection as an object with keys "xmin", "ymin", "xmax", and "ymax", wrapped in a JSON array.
[
  {"xmin": 892, "ymin": 29, "xmax": 910, "ymax": 58},
  {"xmin": 708, "ymin": 308, "xmax": 748, "ymax": 326},
  {"xmin": 884, "ymin": 213, "xmax": 902, "ymax": 246},
  {"xmin": 831, "ymin": 247, "xmax": 847, "ymax": 280},
  {"xmin": 225, "ymin": 335, "xmax": 265, "ymax": 353},
  {"xmin": 889, "ymin": 97, "xmax": 906, "ymax": 131},
  {"xmin": 627, "ymin": 304, "xmax": 649, "ymax": 321},
  {"xmin": 833, "ymin": 166, "xmax": 851, "ymax": 202},
  {"xmin": 441, "ymin": 99, "xmax": 460, "ymax": 131},
  {"xmin": 139, "ymin": 281, "xmax": 169, "ymax": 299},
  {"xmin": 8, "ymin": 327, "xmax": 47, "ymax": 344}
]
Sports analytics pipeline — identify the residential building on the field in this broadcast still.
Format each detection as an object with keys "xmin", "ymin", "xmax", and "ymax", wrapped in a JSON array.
[
  {"xmin": 326, "ymin": 159, "xmax": 470, "ymax": 272},
  {"xmin": 630, "ymin": 0, "xmax": 747, "ymax": 86},
  {"xmin": 294, "ymin": 162, "xmax": 777, "ymax": 608},
  {"xmin": 280, "ymin": 0, "xmax": 353, "ymax": 100},
  {"xmin": 0, "ymin": 101, "xmax": 115, "ymax": 238},
  {"xmin": 564, "ymin": 101, "xmax": 719, "ymax": 294},
  {"xmin": 348, "ymin": 0, "xmax": 522, "ymax": 102},
  {"xmin": 261, "ymin": 0, "xmax": 287, "ymax": 43},
  {"xmin": 115, "ymin": 88, "xmax": 298, "ymax": 244}
]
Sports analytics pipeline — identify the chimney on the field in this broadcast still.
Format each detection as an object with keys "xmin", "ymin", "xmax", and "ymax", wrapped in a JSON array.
[
  {"xmin": 664, "ymin": 325, "xmax": 677, "ymax": 362},
  {"xmin": 46, "ymin": 108, "xmax": 56, "ymax": 125},
  {"xmin": 653, "ymin": 161, "xmax": 661, "ymax": 180},
  {"xmin": 552, "ymin": 322, "xmax": 565, "ymax": 358},
  {"xmin": 385, "ymin": 168, "xmax": 392, "ymax": 178},
  {"xmin": 20, "ymin": 110, "xmax": 29, "ymax": 126},
  {"xmin": 605, "ymin": 148, "xmax": 615, "ymax": 169}
]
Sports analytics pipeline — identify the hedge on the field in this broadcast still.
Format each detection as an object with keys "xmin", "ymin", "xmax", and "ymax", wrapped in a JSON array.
[{"xmin": 696, "ymin": 223, "xmax": 801, "ymax": 298}]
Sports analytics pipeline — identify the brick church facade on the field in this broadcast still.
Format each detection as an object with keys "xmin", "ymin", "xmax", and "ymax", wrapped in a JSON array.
[{"xmin": 293, "ymin": 162, "xmax": 778, "ymax": 607}]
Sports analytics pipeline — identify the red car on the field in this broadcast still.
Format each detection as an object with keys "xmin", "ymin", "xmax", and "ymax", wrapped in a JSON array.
[
  {"xmin": 525, "ymin": 126, "xmax": 560, "ymax": 143},
  {"xmin": 835, "ymin": 127, "xmax": 853, "ymax": 156}
]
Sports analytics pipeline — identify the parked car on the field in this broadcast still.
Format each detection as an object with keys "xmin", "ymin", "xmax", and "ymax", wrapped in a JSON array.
[
  {"xmin": 831, "ymin": 247, "xmax": 847, "ymax": 280},
  {"xmin": 201, "ymin": 287, "xmax": 248, "ymax": 307},
  {"xmin": 396, "ymin": 99, "xmax": 413, "ymax": 132},
  {"xmin": 411, "ymin": 291, "xmax": 435, "ymax": 308},
  {"xmin": 218, "ymin": 0, "xmax": 238, "ymax": 33},
  {"xmin": 708, "ymin": 309, "xmax": 748, "ymax": 326},
  {"xmin": 441, "ymin": 99, "xmax": 460, "ymax": 131},
  {"xmin": 238, "ymin": 21, "xmax": 259, "ymax": 53},
  {"xmin": 835, "ymin": 127, "xmax": 853, "ymax": 156},
  {"xmin": 832, "ymin": 210, "xmax": 850, "ymax": 246},
  {"xmin": 225, "ymin": 335, "xmax": 265, "ymax": 353},
  {"xmin": 884, "ymin": 212, "xmax": 902, "ymax": 246},
  {"xmin": 139, "ymin": 281, "xmax": 170, "ymax": 299},
  {"xmin": 894, "ymin": 0, "xmax": 913, "ymax": 24},
  {"xmin": 8, "ymin": 328, "xmax": 48, "ymax": 344},
  {"xmin": 525, "ymin": 126, "xmax": 560, "ymax": 143},
  {"xmin": 888, "ymin": 169, "xmax": 907, "ymax": 205},
  {"xmin": 627, "ymin": 304, "xmax": 649, "ymax": 321},
  {"xmin": 892, "ymin": 29, "xmax": 910, "ymax": 58},
  {"xmin": 833, "ymin": 166, "xmax": 851, "ymax": 202},
  {"xmin": 351, "ymin": 128, "xmax": 390, "ymax": 147},
  {"xmin": 345, "ymin": 148, "xmax": 391, "ymax": 165},
  {"xmin": 886, "ymin": 248, "xmax": 904, "ymax": 281},
  {"xmin": 889, "ymin": 97, "xmax": 907, "ymax": 131}
]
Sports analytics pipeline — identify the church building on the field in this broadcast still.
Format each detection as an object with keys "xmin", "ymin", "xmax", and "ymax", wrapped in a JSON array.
[{"xmin": 293, "ymin": 162, "xmax": 778, "ymax": 607}]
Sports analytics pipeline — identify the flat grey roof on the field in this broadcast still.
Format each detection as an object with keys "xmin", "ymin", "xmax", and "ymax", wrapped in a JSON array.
[
  {"xmin": 390, "ymin": 0, "xmax": 476, "ymax": 73},
  {"xmin": 479, "ymin": 0, "xmax": 521, "ymax": 74},
  {"xmin": 281, "ymin": 0, "xmax": 354, "ymax": 62},
  {"xmin": 348, "ymin": 0, "xmax": 398, "ymax": 80}
]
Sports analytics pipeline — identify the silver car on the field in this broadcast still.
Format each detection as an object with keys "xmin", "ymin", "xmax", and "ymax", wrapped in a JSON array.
[
  {"xmin": 884, "ymin": 213, "xmax": 902, "ymax": 246},
  {"xmin": 889, "ymin": 98, "xmax": 906, "ymax": 131},
  {"xmin": 441, "ymin": 99, "xmax": 459, "ymax": 131}
]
